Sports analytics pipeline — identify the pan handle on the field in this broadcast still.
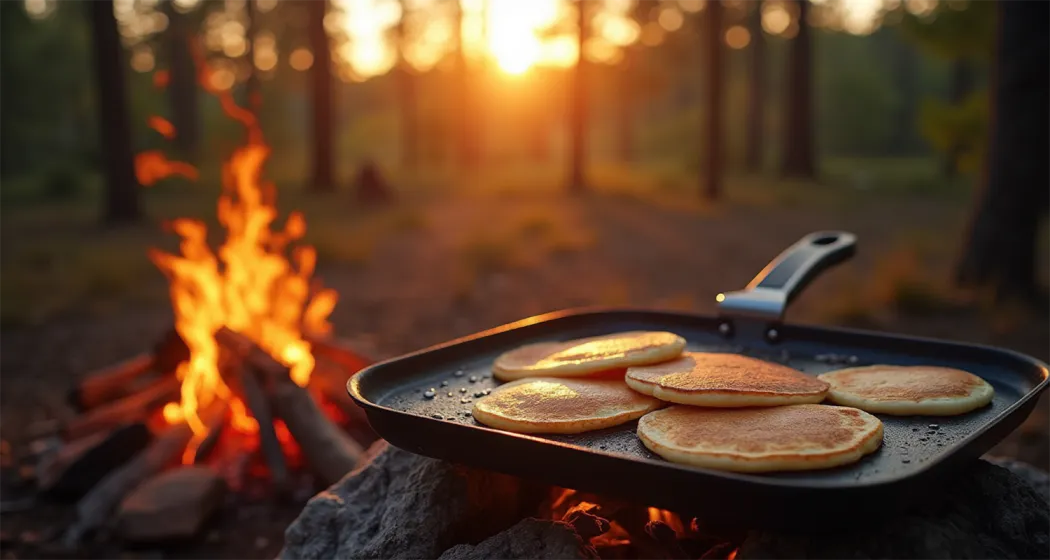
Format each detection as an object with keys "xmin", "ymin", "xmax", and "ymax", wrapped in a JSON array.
[{"xmin": 717, "ymin": 231, "xmax": 856, "ymax": 321}]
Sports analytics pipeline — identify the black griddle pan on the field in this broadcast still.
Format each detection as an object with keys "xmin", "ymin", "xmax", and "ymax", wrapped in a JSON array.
[{"xmin": 348, "ymin": 231, "xmax": 1048, "ymax": 530}]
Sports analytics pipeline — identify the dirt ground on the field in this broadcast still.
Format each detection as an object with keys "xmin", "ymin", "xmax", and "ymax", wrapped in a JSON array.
[{"xmin": 1, "ymin": 190, "xmax": 1047, "ymax": 558}]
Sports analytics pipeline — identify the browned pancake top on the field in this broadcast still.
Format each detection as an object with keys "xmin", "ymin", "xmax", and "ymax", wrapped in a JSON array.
[
  {"xmin": 495, "ymin": 332, "xmax": 682, "ymax": 371},
  {"xmin": 641, "ymin": 405, "xmax": 874, "ymax": 455},
  {"xmin": 476, "ymin": 377, "xmax": 659, "ymax": 422},
  {"xmin": 823, "ymin": 366, "xmax": 985, "ymax": 401},
  {"xmin": 628, "ymin": 353, "xmax": 828, "ymax": 395}
]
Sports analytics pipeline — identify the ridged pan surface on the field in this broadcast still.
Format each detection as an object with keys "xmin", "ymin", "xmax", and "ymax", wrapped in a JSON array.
[{"xmin": 349, "ymin": 309, "xmax": 1047, "ymax": 523}]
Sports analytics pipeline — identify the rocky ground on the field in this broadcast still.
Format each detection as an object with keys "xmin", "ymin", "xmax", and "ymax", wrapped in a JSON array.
[{"xmin": 1, "ymin": 191, "xmax": 1047, "ymax": 558}]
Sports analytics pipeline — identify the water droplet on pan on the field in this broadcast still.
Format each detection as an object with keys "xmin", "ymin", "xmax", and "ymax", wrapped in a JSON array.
[
  {"xmin": 460, "ymin": 397, "xmax": 473, "ymax": 404},
  {"xmin": 469, "ymin": 375, "xmax": 479, "ymax": 383},
  {"xmin": 459, "ymin": 388, "xmax": 468, "ymax": 393},
  {"xmin": 441, "ymin": 381, "xmax": 449, "ymax": 387},
  {"xmin": 902, "ymin": 458, "xmax": 911, "ymax": 464},
  {"xmin": 423, "ymin": 389, "xmax": 436, "ymax": 399},
  {"xmin": 474, "ymin": 391, "xmax": 485, "ymax": 398},
  {"xmin": 928, "ymin": 424, "xmax": 939, "ymax": 430},
  {"xmin": 447, "ymin": 392, "xmax": 454, "ymax": 398},
  {"xmin": 454, "ymin": 370, "xmax": 465, "ymax": 377},
  {"xmin": 430, "ymin": 414, "xmax": 443, "ymax": 419}
]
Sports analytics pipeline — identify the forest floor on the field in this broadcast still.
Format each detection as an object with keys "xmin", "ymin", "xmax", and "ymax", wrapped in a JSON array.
[{"xmin": 1, "ymin": 169, "xmax": 1047, "ymax": 558}]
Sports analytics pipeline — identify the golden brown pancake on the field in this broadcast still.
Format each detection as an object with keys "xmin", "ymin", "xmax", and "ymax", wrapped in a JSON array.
[
  {"xmin": 637, "ymin": 404, "xmax": 883, "ymax": 473},
  {"xmin": 472, "ymin": 377, "xmax": 663, "ymax": 434},
  {"xmin": 818, "ymin": 365, "xmax": 994, "ymax": 415},
  {"xmin": 626, "ymin": 352, "xmax": 829, "ymax": 406},
  {"xmin": 492, "ymin": 331, "xmax": 686, "ymax": 381}
]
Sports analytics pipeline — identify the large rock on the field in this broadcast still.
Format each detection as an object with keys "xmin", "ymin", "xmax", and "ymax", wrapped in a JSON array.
[
  {"xmin": 738, "ymin": 460, "xmax": 1050, "ymax": 559},
  {"xmin": 438, "ymin": 519, "xmax": 598, "ymax": 560},
  {"xmin": 117, "ymin": 466, "xmax": 226, "ymax": 542},
  {"xmin": 280, "ymin": 441, "xmax": 545, "ymax": 559}
]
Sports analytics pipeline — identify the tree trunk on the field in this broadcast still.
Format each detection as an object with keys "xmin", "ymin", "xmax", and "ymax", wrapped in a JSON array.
[
  {"xmin": 88, "ymin": 0, "xmax": 141, "ymax": 225},
  {"xmin": 617, "ymin": 49, "xmax": 635, "ymax": 163},
  {"xmin": 568, "ymin": 0, "xmax": 589, "ymax": 193},
  {"xmin": 397, "ymin": 0, "xmax": 417, "ymax": 170},
  {"xmin": 885, "ymin": 28, "xmax": 918, "ymax": 156},
  {"xmin": 955, "ymin": 0, "xmax": 1049, "ymax": 301},
  {"xmin": 745, "ymin": 1, "xmax": 765, "ymax": 171},
  {"xmin": 454, "ymin": 1, "xmax": 479, "ymax": 171},
  {"xmin": 780, "ymin": 0, "xmax": 815, "ymax": 178},
  {"xmin": 943, "ymin": 58, "xmax": 977, "ymax": 178},
  {"xmin": 164, "ymin": 1, "xmax": 199, "ymax": 158},
  {"xmin": 308, "ymin": 0, "xmax": 334, "ymax": 192},
  {"xmin": 702, "ymin": 0, "xmax": 724, "ymax": 200},
  {"xmin": 244, "ymin": 0, "xmax": 260, "ymax": 112}
]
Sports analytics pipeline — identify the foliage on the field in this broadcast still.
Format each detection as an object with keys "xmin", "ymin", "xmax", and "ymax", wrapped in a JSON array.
[
  {"xmin": 897, "ymin": 1, "xmax": 996, "ymax": 62},
  {"xmin": 918, "ymin": 90, "xmax": 988, "ymax": 175}
]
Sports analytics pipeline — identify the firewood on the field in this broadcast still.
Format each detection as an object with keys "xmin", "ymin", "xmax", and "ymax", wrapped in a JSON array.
[
  {"xmin": 239, "ymin": 367, "xmax": 288, "ymax": 489},
  {"xmin": 214, "ymin": 327, "xmax": 363, "ymax": 486},
  {"xmin": 310, "ymin": 356, "xmax": 378, "ymax": 447},
  {"xmin": 62, "ymin": 418, "xmax": 194, "ymax": 544},
  {"xmin": 68, "ymin": 329, "xmax": 188, "ymax": 411},
  {"xmin": 38, "ymin": 422, "xmax": 152, "ymax": 500},
  {"xmin": 305, "ymin": 335, "xmax": 373, "ymax": 374},
  {"xmin": 191, "ymin": 403, "xmax": 228, "ymax": 466},
  {"xmin": 64, "ymin": 376, "xmax": 181, "ymax": 441},
  {"xmin": 68, "ymin": 354, "xmax": 153, "ymax": 412}
]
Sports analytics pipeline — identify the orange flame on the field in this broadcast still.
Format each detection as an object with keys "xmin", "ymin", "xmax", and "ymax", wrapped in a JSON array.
[
  {"xmin": 145, "ymin": 60, "xmax": 338, "ymax": 462},
  {"xmin": 153, "ymin": 69, "xmax": 170, "ymax": 89},
  {"xmin": 148, "ymin": 116, "xmax": 177, "ymax": 139},
  {"xmin": 135, "ymin": 150, "xmax": 198, "ymax": 186}
]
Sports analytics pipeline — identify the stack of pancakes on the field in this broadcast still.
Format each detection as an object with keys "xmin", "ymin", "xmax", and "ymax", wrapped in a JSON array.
[{"xmin": 473, "ymin": 331, "xmax": 994, "ymax": 473}]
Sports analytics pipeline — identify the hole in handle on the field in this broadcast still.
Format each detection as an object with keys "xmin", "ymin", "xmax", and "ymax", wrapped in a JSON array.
[{"xmin": 810, "ymin": 234, "xmax": 839, "ymax": 246}]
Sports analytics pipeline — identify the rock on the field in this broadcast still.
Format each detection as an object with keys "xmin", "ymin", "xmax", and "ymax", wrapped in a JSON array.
[
  {"xmin": 280, "ymin": 441, "xmax": 545, "ymax": 559},
  {"xmin": 437, "ymin": 519, "xmax": 598, "ymax": 560},
  {"xmin": 117, "ymin": 466, "xmax": 226, "ymax": 542},
  {"xmin": 38, "ymin": 423, "xmax": 152, "ymax": 499},
  {"xmin": 986, "ymin": 456, "xmax": 1050, "ymax": 503},
  {"xmin": 737, "ymin": 460, "xmax": 1050, "ymax": 559}
]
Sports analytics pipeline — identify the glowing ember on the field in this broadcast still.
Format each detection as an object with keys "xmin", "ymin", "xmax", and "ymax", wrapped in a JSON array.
[
  {"xmin": 140, "ymin": 55, "xmax": 338, "ymax": 463},
  {"xmin": 147, "ymin": 116, "xmax": 177, "ymax": 139},
  {"xmin": 135, "ymin": 150, "xmax": 198, "ymax": 186}
]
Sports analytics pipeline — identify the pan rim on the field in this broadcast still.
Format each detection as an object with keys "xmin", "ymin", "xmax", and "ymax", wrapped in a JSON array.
[{"xmin": 347, "ymin": 306, "xmax": 1049, "ymax": 491}]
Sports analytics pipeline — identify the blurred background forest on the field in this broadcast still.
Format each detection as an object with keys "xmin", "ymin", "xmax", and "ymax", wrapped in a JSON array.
[{"xmin": 1, "ymin": 0, "xmax": 1046, "ymax": 363}]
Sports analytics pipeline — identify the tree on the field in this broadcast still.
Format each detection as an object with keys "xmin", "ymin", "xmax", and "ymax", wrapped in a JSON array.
[
  {"xmin": 88, "ymin": 0, "xmax": 141, "ymax": 224},
  {"xmin": 567, "ymin": 0, "xmax": 589, "ymax": 192},
  {"xmin": 955, "ymin": 0, "xmax": 1049, "ymax": 302},
  {"xmin": 307, "ymin": 0, "xmax": 334, "ymax": 191},
  {"xmin": 702, "ymin": 0, "xmax": 725, "ymax": 200},
  {"xmin": 781, "ymin": 0, "xmax": 815, "ymax": 178},
  {"xmin": 163, "ymin": 0, "xmax": 199, "ymax": 158},
  {"xmin": 745, "ymin": 0, "xmax": 765, "ymax": 171},
  {"xmin": 454, "ymin": 0, "xmax": 479, "ymax": 171},
  {"xmin": 396, "ymin": 0, "xmax": 417, "ymax": 170}
]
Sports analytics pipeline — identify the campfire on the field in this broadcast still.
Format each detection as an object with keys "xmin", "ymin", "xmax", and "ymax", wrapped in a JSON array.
[{"xmin": 12, "ymin": 55, "xmax": 381, "ymax": 547}]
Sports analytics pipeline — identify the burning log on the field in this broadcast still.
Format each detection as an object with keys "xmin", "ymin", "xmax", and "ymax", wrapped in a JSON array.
[
  {"xmin": 37, "ymin": 423, "xmax": 152, "ymax": 500},
  {"xmin": 63, "ymin": 419, "xmax": 194, "ymax": 544},
  {"xmin": 238, "ymin": 367, "xmax": 289, "ymax": 489},
  {"xmin": 67, "ymin": 329, "xmax": 189, "ymax": 411},
  {"xmin": 64, "ymin": 376, "xmax": 181, "ymax": 441},
  {"xmin": 215, "ymin": 327, "xmax": 363, "ymax": 486},
  {"xmin": 191, "ymin": 403, "xmax": 228, "ymax": 466}
]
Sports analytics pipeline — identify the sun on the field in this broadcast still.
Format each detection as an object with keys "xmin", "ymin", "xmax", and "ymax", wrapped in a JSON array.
[{"xmin": 485, "ymin": 0, "xmax": 560, "ymax": 75}]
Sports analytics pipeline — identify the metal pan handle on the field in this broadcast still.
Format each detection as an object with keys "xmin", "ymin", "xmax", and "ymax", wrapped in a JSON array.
[{"xmin": 717, "ymin": 231, "xmax": 856, "ymax": 321}]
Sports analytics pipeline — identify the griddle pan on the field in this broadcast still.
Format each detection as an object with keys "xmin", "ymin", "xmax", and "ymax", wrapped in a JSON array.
[{"xmin": 348, "ymin": 231, "xmax": 1048, "ymax": 529}]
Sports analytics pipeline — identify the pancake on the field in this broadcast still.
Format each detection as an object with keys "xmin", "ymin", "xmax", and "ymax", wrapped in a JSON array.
[
  {"xmin": 626, "ymin": 352, "xmax": 829, "ymax": 407},
  {"xmin": 818, "ymin": 365, "xmax": 994, "ymax": 415},
  {"xmin": 492, "ymin": 331, "xmax": 686, "ymax": 381},
  {"xmin": 472, "ymin": 377, "xmax": 663, "ymax": 434},
  {"xmin": 637, "ymin": 404, "xmax": 883, "ymax": 473}
]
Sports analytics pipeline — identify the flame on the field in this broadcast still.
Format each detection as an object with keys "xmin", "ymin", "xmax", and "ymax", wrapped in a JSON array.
[
  {"xmin": 148, "ymin": 116, "xmax": 177, "ymax": 139},
  {"xmin": 135, "ymin": 150, "xmax": 199, "ymax": 186},
  {"xmin": 153, "ymin": 69, "xmax": 170, "ymax": 89},
  {"xmin": 728, "ymin": 548, "xmax": 738, "ymax": 560},
  {"xmin": 145, "ymin": 54, "xmax": 337, "ymax": 463},
  {"xmin": 646, "ymin": 507, "xmax": 685, "ymax": 535}
]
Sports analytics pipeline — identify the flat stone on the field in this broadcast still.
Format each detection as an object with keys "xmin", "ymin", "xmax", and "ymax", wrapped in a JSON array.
[
  {"xmin": 280, "ymin": 441, "xmax": 545, "ymax": 559},
  {"xmin": 438, "ymin": 519, "xmax": 598, "ymax": 560},
  {"xmin": 117, "ymin": 466, "xmax": 226, "ymax": 542},
  {"xmin": 738, "ymin": 460, "xmax": 1049, "ymax": 559}
]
